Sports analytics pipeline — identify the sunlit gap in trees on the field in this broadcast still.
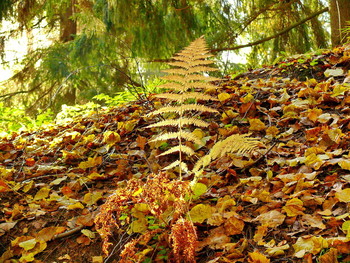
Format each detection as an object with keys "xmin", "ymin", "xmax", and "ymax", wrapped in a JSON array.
[{"xmin": 0, "ymin": 19, "xmax": 55, "ymax": 82}]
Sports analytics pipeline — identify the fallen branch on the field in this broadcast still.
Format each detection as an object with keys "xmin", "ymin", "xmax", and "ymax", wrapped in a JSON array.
[{"xmin": 53, "ymin": 225, "xmax": 84, "ymax": 240}]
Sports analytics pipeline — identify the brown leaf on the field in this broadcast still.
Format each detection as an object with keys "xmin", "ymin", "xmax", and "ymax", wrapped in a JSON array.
[{"xmin": 318, "ymin": 248, "xmax": 338, "ymax": 263}]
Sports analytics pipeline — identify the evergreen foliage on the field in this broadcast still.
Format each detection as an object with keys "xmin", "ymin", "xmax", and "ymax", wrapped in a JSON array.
[{"xmin": 0, "ymin": 0, "xmax": 332, "ymax": 115}]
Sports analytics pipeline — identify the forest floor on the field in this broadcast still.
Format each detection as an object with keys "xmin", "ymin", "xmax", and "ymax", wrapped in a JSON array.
[{"xmin": 0, "ymin": 45, "xmax": 350, "ymax": 263}]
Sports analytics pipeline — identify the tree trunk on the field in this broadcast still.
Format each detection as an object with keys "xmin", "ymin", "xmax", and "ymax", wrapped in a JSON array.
[
  {"xmin": 59, "ymin": 0, "xmax": 77, "ymax": 105},
  {"xmin": 329, "ymin": 0, "xmax": 350, "ymax": 46},
  {"xmin": 59, "ymin": 0, "xmax": 77, "ymax": 43}
]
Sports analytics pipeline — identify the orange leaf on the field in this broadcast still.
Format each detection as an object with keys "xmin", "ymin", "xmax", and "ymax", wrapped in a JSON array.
[
  {"xmin": 254, "ymin": 225, "xmax": 268, "ymax": 244},
  {"xmin": 0, "ymin": 180, "xmax": 10, "ymax": 192},
  {"xmin": 36, "ymin": 226, "xmax": 66, "ymax": 242},
  {"xmin": 248, "ymin": 251, "xmax": 270, "ymax": 263},
  {"xmin": 224, "ymin": 216, "xmax": 244, "ymax": 235},
  {"xmin": 26, "ymin": 158, "xmax": 36, "ymax": 167},
  {"xmin": 136, "ymin": 135, "xmax": 147, "ymax": 150},
  {"xmin": 61, "ymin": 186, "xmax": 74, "ymax": 197},
  {"xmin": 318, "ymin": 248, "xmax": 338, "ymax": 263}
]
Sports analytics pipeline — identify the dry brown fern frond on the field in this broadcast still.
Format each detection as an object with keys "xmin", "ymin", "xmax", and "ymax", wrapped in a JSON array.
[
  {"xmin": 192, "ymin": 134, "xmax": 260, "ymax": 174},
  {"xmin": 146, "ymin": 36, "xmax": 219, "ymax": 177}
]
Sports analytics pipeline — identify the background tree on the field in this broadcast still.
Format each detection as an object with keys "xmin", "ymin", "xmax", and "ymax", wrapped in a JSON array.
[
  {"xmin": 329, "ymin": 0, "xmax": 350, "ymax": 46},
  {"xmin": 0, "ymin": 0, "xmax": 340, "ymax": 115}
]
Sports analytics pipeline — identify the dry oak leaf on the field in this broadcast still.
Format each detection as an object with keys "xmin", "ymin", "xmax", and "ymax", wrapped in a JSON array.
[{"xmin": 254, "ymin": 210, "xmax": 286, "ymax": 228}]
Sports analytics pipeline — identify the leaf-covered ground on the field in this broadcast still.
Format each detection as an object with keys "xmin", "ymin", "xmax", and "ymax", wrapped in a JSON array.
[{"xmin": 1, "ymin": 45, "xmax": 350, "ymax": 263}]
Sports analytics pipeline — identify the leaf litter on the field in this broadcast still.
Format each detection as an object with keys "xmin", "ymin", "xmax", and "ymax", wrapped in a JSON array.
[{"xmin": 0, "ymin": 45, "xmax": 350, "ymax": 262}]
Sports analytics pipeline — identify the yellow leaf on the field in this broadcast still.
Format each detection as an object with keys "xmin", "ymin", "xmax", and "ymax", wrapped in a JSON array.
[
  {"xmin": 81, "ymin": 229, "xmax": 95, "ymax": 239},
  {"xmin": 242, "ymin": 93, "xmax": 254, "ymax": 103},
  {"xmin": 67, "ymin": 202, "xmax": 84, "ymax": 210},
  {"xmin": 78, "ymin": 156, "xmax": 103, "ymax": 169},
  {"xmin": 339, "ymin": 159, "xmax": 350, "ymax": 170},
  {"xmin": 19, "ymin": 238, "xmax": 37, "ymax": 251},
  {"xmin": 92, "ymin": 256, "xmax": 104, "ymax": 263},
  {"xmin": 255, "ymin": 210, "xmax": 285, "ymax": 228},
  {"xmin": 342, "ymin": 220, "xmax": 350, "ymax": 237},
  {"xmin": 88, "ymin": 172, "xmax": 105, "ymax": 180},
  {"xmin": 192, "ymin": 128, "xmax": 205, "ymax": 140},
  {"xmin": 132, "ymin": 188, "xmax": 143, "ymax": 196},
  {"xmin": 221, "ymin": 109, "xmax": 239, "ymax": 121},
  {"xmin": 282, "ymin": 198, "xmax": 305, "ymax": 217},
  {"xmin": 335, "ymin": 188, "xmax": 350, "ymax": 202},
  {"xmin": 265, "ymin": 244, "xmax": 290, "ymax": 257},
  {"xmin": 266, "ymin": 126, "xmax": 279, "ymax": 137},
  {"xmin": 304, "ymin": 153, "xmax": 323, "ymax": 170},
  {"xmin": 83, "ymin": 192, "xmax": 103, "ymax": 206},
  {"xmin": 307, "ymin": 108, "xmax": 323, "ymax": 122},
  {"xmin": 293, "ymin": 236, "xmax": 327, "ymax": 258},
  {"xmin": 190, "ymin": 182, "xmax": 207, "ymax": 200},
  {"xmin": 129, "ymin": 217, "xmax": 148, "ymax": 234},
  {"xmin": 327, "ymin": 128, "xmax": 343, "ymax": 143},
  {"xmin": 20, "ymin": 252, "xmax": 35, "ymax": 262},
  {"xmin": 22, "ymin": 181, "xmax": 34, "ymax": 193},
  {"xmin": 248, "ymin": 251, "xmax": 270, "ymax": 263},
  {"xmin": 34, "ymin": 187, "xmax": 51, "ymax": 201},
  {"xmin": 103, "ymin": 131, "xmax": 121, "ymax": 146},
  {"xmin": 218, "ymin": 92, "xmax": 231, "ymax": 102},
  {"xmin": 249, "ymin": 119, "xmax": 266, "ymax": 131},
  {"xmin": 187, "ymin": 204, "xmax": 214, "ymax": 223}
]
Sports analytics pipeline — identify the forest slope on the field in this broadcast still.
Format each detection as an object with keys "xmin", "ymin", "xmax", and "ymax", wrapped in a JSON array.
[{"xmin": 0, "ymin": 44, "xmax": 350, "ymax": 263}]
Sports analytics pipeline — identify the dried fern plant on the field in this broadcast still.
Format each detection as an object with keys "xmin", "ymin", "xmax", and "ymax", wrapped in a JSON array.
[
  {"xmin": 146, "ymin": 36, "xmax": 219, "ymax": 178},
  {"xmin": 147, "ymin": 36, "xmax": 260, "ymax": 178}
]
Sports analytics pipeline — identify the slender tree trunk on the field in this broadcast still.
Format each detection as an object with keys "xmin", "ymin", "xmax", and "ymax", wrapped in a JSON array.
[
  {"xmin": 59, "ymin": 0, "xmax": 77, "ymax": 105},
  {"xmin": 59, "ymin": 0, "xmax": 77, "ymax": 43},
  {"xmin": 329, "ymin": 0, "xmax": 350, "ymax": 46}
]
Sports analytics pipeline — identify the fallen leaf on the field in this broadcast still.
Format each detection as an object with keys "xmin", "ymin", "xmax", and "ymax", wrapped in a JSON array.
[
  {"xmin": 19, "ymin": 238, "xmax": 37, "ymax": 251},
  {"xmin": 265, "ymin": 244, "xmax": 290, "ymax": 257},
  {"xmin": 83, "ymin": 192, "xmax": 103, "ymax": 206},
  {"xmin": 293, "ymin": 236, "xmax": 327, "ymax": 258},
  {"xmin": 81, "ymin": 229, "xmax": 95, "ymax": 239},
  {"xmin": 187, "ymin": 204, "xmax": 214, "ymax": 223},
  {"xmin": 335, "ymin": 188, "xmax": 350, "ymax": 202},
  {"xmin": 318, "ymin": 247, "xmax": 338, "ymax": 263},
  {"xmin": 248, "ymin": 251, "xmax": 270, "ymax": 263},
  {"xmin": 78, "ymin": 156, "xmax": 103, "ymax": 169},
  {"xmin": 282, "ymin": 198, "xmax": 305, "ymax": 217},
  {"xmin": 249, "ymin": 118, "xmax": 266, "ymax": 131},
  {"xmin": 218, "ymin": 92, "xmax": 231, "ymax": 102},
  {"xmin": 254, "ymin": 210, "xmax": 286, "ymax": 228},
  {"xmin": 224, "ymin": 216, "xmax": 244, "ymax": 235},
  {"xmin": 34, "ymin": 187, "xmax": 51, "ymax": 201}
]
